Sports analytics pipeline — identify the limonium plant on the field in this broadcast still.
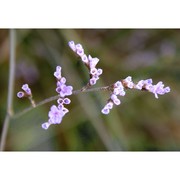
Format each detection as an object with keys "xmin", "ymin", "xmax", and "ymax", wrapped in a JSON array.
[{"xmin": 17, "ymin": 40, "xmax": 171, "ymax": 130}]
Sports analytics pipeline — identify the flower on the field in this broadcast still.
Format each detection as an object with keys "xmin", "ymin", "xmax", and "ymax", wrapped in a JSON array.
[
  {"xmin": 56, "ymin": 84, "xmax": 73, "ymax": 97},
  {"xmin": 17, "ymin": 83, "xmax": 32, "ymax": 98},
  {"xmin": 101, "ymin": 80, "xmax": 125, "ymax": 115},
  {"xmin": 17, "ymin": 91, "xmax": 25, "ymax": 98},
  {"xmin": 68, "ymin": 41, "xmax": 103, "ymax": 86},
  {"xmin": 48, "ymin": 105, "xmax": 64, "ymax": 124},
  {"xmin": 148, "ymin": 81, "xmax": 171, "ymax": 99},
  {"xmin": 54, "ymin": 66, "xmax": 62, "ymax": 79},
  {"xmin": 134, "ymin": 79, "xmax": 170, "ymax": 99},
  {"xmin": 122, "ymin": 76, "xmax": 134, "ymax": 89},
  {"xmin": 42, "ymin": 65, "xmax": 73, "ymax": 130},
  {"xmin": 101, "ymin": 76, "xmax": 171, "ymax": 115},
  {"xmin": 21, "ymin": 84, "xmax": 32, "ymax": 95}
]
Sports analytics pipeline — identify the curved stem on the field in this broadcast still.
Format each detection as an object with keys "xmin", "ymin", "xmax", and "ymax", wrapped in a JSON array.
[
  {"xmin": 0, "ymin": 29, "xmax": 16, "ymax": 151},
  {"xmin": 13, "ymin": 86, "xmax": 109, "ymax": 120}
]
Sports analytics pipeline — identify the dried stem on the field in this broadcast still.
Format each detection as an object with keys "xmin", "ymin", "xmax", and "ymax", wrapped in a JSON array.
[
  {"xmin": 0, "ymin": 29, "xmax": 16, "ymax": 151},
  {"xmin": 13, "ymin": 86, "xmax": 110, "ymax": 120}
]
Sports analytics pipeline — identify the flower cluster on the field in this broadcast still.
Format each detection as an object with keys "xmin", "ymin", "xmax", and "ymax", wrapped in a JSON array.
[
  {"xmin": 101, "ymin": 81, "xmax": 126, "ymax": 114},
  {"xmin": 101, "ymin": 76, "xmax": 171, "ymax": 114},
  {"xmin": 134, "ymin": 78, "xmax": 171, "ymax": 99},
  {"xmin": 17, "ymin": 40, "xmax": 171, "ymax": 130},
  {"xmin": 41, "ymin": 66, "xmax": 73, "ymax": 130},
  {"xmin": 17, "ymin": 84, "xmax": 32, "ymax": 98},
  {"xmin": 68, "ymin": 41, "xmax": 103, "ymax": 86}
]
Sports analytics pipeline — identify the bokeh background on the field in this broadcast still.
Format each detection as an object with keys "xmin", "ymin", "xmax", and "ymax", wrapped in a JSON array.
[{"xmin": 0, "ymin": 29, "xmax": 179, "ymax": 151}]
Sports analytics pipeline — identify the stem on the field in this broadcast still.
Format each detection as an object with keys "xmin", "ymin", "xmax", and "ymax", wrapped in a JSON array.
[
  {"xmin": 13, "ymin": 86, "xmax": 109, "ymax": 119},
  {"xmin": 0, "ymin": 29, "xmax": 16, "ymax": 151}
]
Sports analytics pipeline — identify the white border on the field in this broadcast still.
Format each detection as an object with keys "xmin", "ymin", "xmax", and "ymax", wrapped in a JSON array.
[
  {"xmin": 1, "ymin": 152, "xmax": 180, "ymax": 180},
  {"xmin": 1, "ymin": 0, "xmax": 180, "ymax": 28}
]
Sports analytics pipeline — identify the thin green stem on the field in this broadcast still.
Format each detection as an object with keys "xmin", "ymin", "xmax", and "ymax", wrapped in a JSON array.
[
  {"xmin": 0, "ymin": 29, "xmax": 16, "ymax": 151},
  {"xmin": 13, "ymin": 86, "xmax": 109, "ymax": 120}
]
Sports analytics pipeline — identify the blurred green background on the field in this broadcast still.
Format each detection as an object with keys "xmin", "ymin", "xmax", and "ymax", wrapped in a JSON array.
[{"xmin": 0, "ymin": 29, "xmax": 179, "ymax": 151}]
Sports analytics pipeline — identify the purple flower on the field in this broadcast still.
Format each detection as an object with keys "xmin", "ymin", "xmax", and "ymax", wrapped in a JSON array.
[
  {"xmin": 17, "ymin": 84, "xmax": 32, "ymax": 98},
  {"xmin": 88, "ymin": 55, "xmax": 99, "ymax": 69},
  {"xmin": 97, "ymin": 68, "xmax": 103, "ymax": 76},
  {"xmin": 101, "ymin": 107, "xmax": 110, "ymax": 115},
  {"xmin": 17, "ymin": 91, "xmax": 25, "ymax": 98},
  {"xmin": 106, "ymin": 102, "xmax": 114, "ymax": 109},
  {"xmin": 135, "ymin": 78, "xmax": 170, "ymax": 99},
  {"xmin": 63, "ymin": 98, "xmax": 71, "ymax": 104},
  {"xmin": 56, "ymin": 84, "xmax": 73, "ymax": 97},
  {"xmin": 123, "ymin": 76, "xmax": 134, "ymax": 89},
  {"xmin": 41, "ymin": 122, "xmax": 50, "ymax": 130},
  {"xmin": 135, "ymin": 80, "xmax": 144, "ymax": 90},
  {"xmin": 113, "ymin": 81, "xmax": 126, "ymax": 96},
  {"xmin": 149, "ymin": 81, "xmax": 171, "ymax": 99},
  {"xmin": 76, "ymin": 48, "xmax": 84, "ymax": 57},
  {"xmin": 90, "ymin": 68, "xmax": 98, "ymax": 75},
  {"xmin": 42, "ymin": 105, "xmax": 67, "ymax": 130},
  {"xmin": 22, "ymin": 84, "xmax": 32, "ymax": 95},
  {"xmin": 110, "ymin": 94, "xmax": 121, "ymax": 105},
  {"xmin": 101, "ymin": 101, "xmax": 114, "ymax": 115},
  {"xmin": 42, "ymin": 65, "xmax": 73, "ymax": 130},
  {"xmin": 68, "ymin": 41, "xmax": 103, "ymax": 86},
  {"xmin": 89, "ymin": 78, "xmax": 97, "ymax": 86},
  {"xmin": 68, "ymin": 41, "xmax": 76, "ymax": 52},
  {"xmin": 81, "ymin": 54, "xmax": 88, "ymax": 64},
  {"xmin": 54, "ymin": 66, "xmax": 62, "ymax": 79},
  {"xmin": 101, "ymin": 80, "xmax": 126, "ymax": 115},
  {"xmin": 48, "ymin": 105, "xmax": 64, "ymax": 124}
]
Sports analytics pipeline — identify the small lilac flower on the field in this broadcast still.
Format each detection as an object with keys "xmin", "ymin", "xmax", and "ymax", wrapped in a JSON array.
[
  {"xmin": 89, "ymin": 78, "xmax": 97, "ymax": 86},
  {"xmin": 113, "ymin": 81, "xmax": 126, "ymax": 96},
  {"xmin": 42, "ymin": 65, "xmax": 73, "ymax": 130},
  {"xmin": 68, "ymin": 41, "xmax": 103, "ymax": 86},
  {"xmin": 101, "ymin": 107, "xmax": 110, "ymax": 115},
  {"xmin": 101, "ymin": 100, "xmax": 116, "ymax": 115},
  {"xmin": 97, "ymin": 68, "xmax": 103, "ymax": 76},
  {"xmin": 76, "ymin": 43, "xmax": 83, "ymax": 50},
  {"xmin": 143, "ymin": 79, "xmax": 153, "ymax": 90},
  {"xmin": 42, "ymin": 122, "xmax": 51, "ymax": 130},
  {"xmin": 48, "ymin": 105, "xmax": 63, "ymax": 124},
  {"xmin": 60, "ymin": 77, "xmax": 66, "ymax": 84},
  {"xmin": 54, "ymin": 66, "xmax": 62, "ymax": 79},
  {"xmin": 144, "ymin": 78, "xmax": 153, "ymax": 84},
  {"xmin": 17, "ymin": 91, "xmax": 25, "ymax": 98},
  {"xmin": 135, "ymin": 80, "xmax": 144, "ymax": 90},
  {"xmin": 81, "ymin": 54, "xmax": 88, "ymax": 64},
  {"xmin": 110, "ymin": 94, "xmax": 121, "ymax": 105},
  {"xmin": 54, "ymin": 71, "xmax": 61, "ymax": 79},
  {"xmin": 113, "ymin": 98, "xmax": 121, "ymax": 105},
  {"xmin": 22, "ymin": 84, "xmax": 32, "ymax": 95},
  {"xmin": 123, "ymin": 76, "xmax": 134, "ymax": 89},
  {"xmin": 149, "ymin": 81, "xmax": 171, "ymax": 99},
  {"xmin": 57, "ymin": 85, "xmax": 73, "ymax": 97},
  {"xmin": 88, "ymin": 55, "xmax": 99, "ymax": 69},
  {"xmin": 90, "ymin": 68, "xmax": 98, "ymax": 75},
  {"xmin": 58, "ymin": 104, "xmax": 64, "ymax": 110},
  {"xmin": 101, "ymin": 80, "xmax": 126, "ymax": 115},
  {"xmin": 56, "ymin": 66, "xmax": 62, "ymax": 72},
  {"xmin": 134, "ymin": 78, "xmax": 170, "ymax": 99},
  {"xmin": 57, "ymin": 98, "xmax": 64, "ymax": 104},
  {"xmin": 68, "ymin": 41, "xmax": 76, "ymax": 52},
  {"xmin": 76, "ymin": 48, "xmax": 84, "ymax": 57},
  {"xmin": 62, "ymin": 107, "xmax": 69, "ymax": 114},
  {"xmin": 106, "ymin": 102, "xmax": 114, "ymax": 109},
  {"xmin": 63, "ymin": 98, "xmax": 71, "ymax": 104}
]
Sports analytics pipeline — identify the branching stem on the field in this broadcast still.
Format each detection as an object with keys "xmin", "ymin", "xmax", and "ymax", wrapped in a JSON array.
[{"xmin": 13, "ymin": 86, "xmax": 110, "ymax": 120}]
